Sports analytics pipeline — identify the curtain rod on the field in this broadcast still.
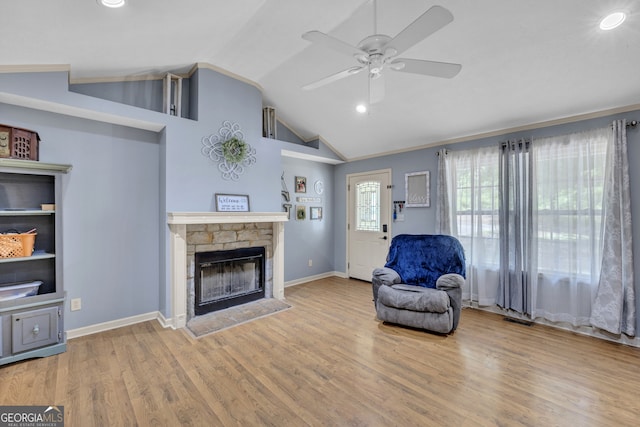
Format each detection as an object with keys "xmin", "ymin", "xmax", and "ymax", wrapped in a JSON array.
[{"xmin": 437, "ymin": 120, "xmax": 638, "ymax": 156}]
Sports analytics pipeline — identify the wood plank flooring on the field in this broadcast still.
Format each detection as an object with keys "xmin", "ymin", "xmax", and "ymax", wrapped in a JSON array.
[{"xmin": 1, "ymin": 276, "xmax": 640, "ymax": 426}]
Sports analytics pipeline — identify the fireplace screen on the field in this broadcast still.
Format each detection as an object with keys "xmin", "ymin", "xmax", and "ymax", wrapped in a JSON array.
[{"xmin": 195, "ymin": 247, "xmax": 265, "ymax": 315}]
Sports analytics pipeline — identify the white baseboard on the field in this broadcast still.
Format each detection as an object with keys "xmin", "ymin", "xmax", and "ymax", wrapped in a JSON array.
[
  {"xmin": 156, "ymin": 311, "xmax": 173, "ymax": 329},
  {"xmin": 66, "ymin": 311, "xmax": 162, "ymax": 340},
  {"xmin": 467, "ymin": 304, "xmax": 640, "ymax": 348},
  {"xmin": 285, "ymin": 271, "xmax": 346, "ymax": 287}
]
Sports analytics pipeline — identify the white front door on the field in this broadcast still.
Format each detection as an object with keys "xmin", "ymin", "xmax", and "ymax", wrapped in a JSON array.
[{"xmin": 347, "ymin": 169, "xmax": 391, "ymax": 281}]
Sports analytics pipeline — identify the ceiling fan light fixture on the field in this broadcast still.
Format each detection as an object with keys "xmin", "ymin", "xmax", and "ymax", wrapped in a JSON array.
[
  {"xmin": 599, "ymin": 11, "xmax": 626, "ymax": 30},
  {"xmin": 98, "ymin": 0, "xmax": 126, "ymax": 8},
  {"xmin": 383, "ymin": 47, "xmax": 398, "ymax": 58}
]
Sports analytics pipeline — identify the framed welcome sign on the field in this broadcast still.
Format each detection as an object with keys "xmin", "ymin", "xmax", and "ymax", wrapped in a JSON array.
[{"xmin": 215, "ymin": 193, "xmax": 250, "ymax": 212}]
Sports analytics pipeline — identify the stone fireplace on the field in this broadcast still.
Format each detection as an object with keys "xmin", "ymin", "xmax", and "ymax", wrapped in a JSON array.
[{"xmin": 167, "ymin": 212, "xmax": 288, "ymax": 329}]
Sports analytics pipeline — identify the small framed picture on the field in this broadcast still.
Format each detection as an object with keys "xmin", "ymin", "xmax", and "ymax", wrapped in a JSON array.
[
  {"xmin": 296, "ymin": 205, "xmax": 306, "ymax": 220},
  {"xmin": 215, "ymin": 193, "xmax": 250, "ymax": 212},
  {"xmin": 405, "ymin": 171, "xmax": 430, "ymax": 208},
  {"xmin": 295, "ymin": 176, "xmax": 307, "ymax": 193},
  {"xmin": 310, "ymin": 206, "xmax": 323, "ymax": 220}
]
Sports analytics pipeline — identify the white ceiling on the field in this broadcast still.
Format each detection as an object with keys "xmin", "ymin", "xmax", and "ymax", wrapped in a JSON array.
[{"xmin": 2, "ymin": 0, "xmax": 639, "ymax": 160}]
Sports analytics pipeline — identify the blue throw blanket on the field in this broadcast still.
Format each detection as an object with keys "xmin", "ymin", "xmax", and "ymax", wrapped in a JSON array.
[{"xmin": 383, "ymin": 234, "xmax": 466, "ymax": 289}]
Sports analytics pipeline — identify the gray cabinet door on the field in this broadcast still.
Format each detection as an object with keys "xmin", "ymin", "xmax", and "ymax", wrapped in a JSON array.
[{"xmin": 12, "ymin": 306, "xmax": 59, "ymax": 353}]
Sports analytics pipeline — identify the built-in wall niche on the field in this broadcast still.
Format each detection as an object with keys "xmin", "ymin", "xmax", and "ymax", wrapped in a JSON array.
[
  {"xmin": 163, "ymin": 73, "xmax": 182, "ymax": 117},
  {"xmin": 69, "ymin": 75, "xmax": 193, "ymax": 119},
  {"xmin": 263, "ymin": 106, "xmax": 277, "ymax": 139}
]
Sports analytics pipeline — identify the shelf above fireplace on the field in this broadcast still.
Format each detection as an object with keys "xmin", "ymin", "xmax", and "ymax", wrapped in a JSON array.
[{"xmin": 168, "ymin": 211, "xmax": 288, "ymax": 225}]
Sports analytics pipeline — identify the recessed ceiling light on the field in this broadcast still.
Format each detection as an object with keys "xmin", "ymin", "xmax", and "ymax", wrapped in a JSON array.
[
  {"xmin": 600, "ymin": 11, "xmax": 626, "ymax": 30},
  {"xmin": 356, "ymin": 104, "xmax": 367, "ymax": 114},
  {"xmin": 98, "ymin": 0, "xmax": 126, "ymax": 8}
]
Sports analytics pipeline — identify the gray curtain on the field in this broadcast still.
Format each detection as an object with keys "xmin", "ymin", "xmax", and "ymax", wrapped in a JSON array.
[
  {"xmin": 590, "ymin": 120, "xmax": 636, "ymax": 336},
  {"xmin": 435, "ymin": 148, "xmax": 451, "ymax": 234},
  {"xmin": 497, "ymin": 139, "xmax": 533, "ymax": 314}
]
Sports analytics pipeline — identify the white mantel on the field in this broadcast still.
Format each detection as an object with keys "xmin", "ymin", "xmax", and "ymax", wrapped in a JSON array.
[
  {"xmin": 167, "ymin": 212, "xmax": 288, "ymax": 329},
  {"xmin": 168, "ymin": 211, "xmax": 288, "ymax": 225}
]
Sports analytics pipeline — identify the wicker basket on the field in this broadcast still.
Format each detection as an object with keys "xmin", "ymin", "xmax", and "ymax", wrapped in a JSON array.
[{"xmin": 0, "ymin": 233, "xmax": 36, "ymax": 258}]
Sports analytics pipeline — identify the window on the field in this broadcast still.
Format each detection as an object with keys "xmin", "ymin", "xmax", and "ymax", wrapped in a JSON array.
[
  {"xmin": 355, "ymin": 181, "xmax": 380, "ymax": 231},
  {"xmin": 448, "ymin": 147, "xmax": 501, "ymax": 265},
  {"xmin": 443, "ymin": 127, "xmax": 611, "ymax": 323},
  {"xmin": 445, "ymin": 147, "xmax": 501, "ymax": 306},
  {"xmin": 533, "ymin": 133, "xmax": 607, "ymax": 278}
]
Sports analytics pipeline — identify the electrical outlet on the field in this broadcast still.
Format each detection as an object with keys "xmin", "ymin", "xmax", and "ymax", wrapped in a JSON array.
[
  {"xmin": 70, "ymin": 298, "xmax": 82, "ymax": 311},
  {"xmin": 308, "ymin": 259, "xmax": 313, "ymax": 267}
]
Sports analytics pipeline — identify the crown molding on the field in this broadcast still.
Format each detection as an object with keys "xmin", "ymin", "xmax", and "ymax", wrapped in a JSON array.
[
  {"xmin": 276, "ymin": 117, "xmax": 306, "ymax": 142},
  {"xmin": 0, "ymin": 64, "xmax": 70, "ymax": 74},
  {"xmin": 70, "ymin": 73, "xmax": 190, "ymax": 84},
  {"xmin": 192, "ymin": 62, "xmax": 263, "ymax": 92},
  {"xmin": 308, "ymin": 135, "xmax": 347, "ymax": 162}
]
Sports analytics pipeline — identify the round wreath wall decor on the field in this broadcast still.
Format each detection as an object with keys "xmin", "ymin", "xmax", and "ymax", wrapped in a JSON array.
[
  {"xmin": 202, "ymin": 121, "xmax": 256, "ymax": 181},
  {"xmin": 221, "ymin": 136, "xmax": 248, "ymax": 164}
]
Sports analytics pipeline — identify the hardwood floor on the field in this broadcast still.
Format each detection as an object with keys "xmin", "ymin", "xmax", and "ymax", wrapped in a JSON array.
[{"xmin": 2, "ymin": 277, "xmax": 640, "ymax": 426}]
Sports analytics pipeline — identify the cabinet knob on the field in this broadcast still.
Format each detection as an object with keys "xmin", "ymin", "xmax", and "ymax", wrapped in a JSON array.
[{"xmin": 32, "ymin": 324, "xmax": 40, "ymax": 335}]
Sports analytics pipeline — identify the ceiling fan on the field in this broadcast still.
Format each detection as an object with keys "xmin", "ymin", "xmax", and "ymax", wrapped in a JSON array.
[{"xmin": 301, "ymin": 1, "xmax": 461, "ymax": 104}]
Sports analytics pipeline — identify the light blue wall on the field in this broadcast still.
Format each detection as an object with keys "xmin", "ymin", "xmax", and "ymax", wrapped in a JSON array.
[
  {"xmin": 0, "ymin": 103, "xmax": 161, "ymax": 330},
  {"xmin": 71, "ymin": 80, "xmax": 161, "ymax": 115},
  {"xmin": 281, "ymin": 156, "xmax": 334, "ymax": 281},
  {"xmin": 332, "ymin": 110, "xmax": 640, "ymax": 333},
  {"xmin": 0, "ymin": 66, "xmax": 339, "ymax": 329},
  {"xmin": 162, "ymin": 69, "xmax": 280, "ymax": 213},
  {"xmin": 275, "ymin": 121, "xmax": 303, "ymax": 144}
]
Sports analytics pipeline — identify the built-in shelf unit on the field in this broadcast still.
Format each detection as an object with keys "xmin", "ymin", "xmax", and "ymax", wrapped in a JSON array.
[{"xmin": 0, "ymin": 158, "xmax": 71, "ymax": 365}]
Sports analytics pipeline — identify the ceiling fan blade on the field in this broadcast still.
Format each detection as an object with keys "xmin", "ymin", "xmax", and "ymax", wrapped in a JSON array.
[
  {"xmin": 302, "ymin": 66, "xmax": 366, "ymax": 91},
  {"xmin": 386, "ymin": 5, "xmax": 454, "ymax": 57},
  {"xmin": 369, "ymin": 73, "xmax": 385, "ymax": 104},
  {"xmin": 391, "ymin": 58, "xmax": 461, "ymax": 79},
  {"xmin": 302, "ymin": 30, "xmax": 367, "ymax": 58}
]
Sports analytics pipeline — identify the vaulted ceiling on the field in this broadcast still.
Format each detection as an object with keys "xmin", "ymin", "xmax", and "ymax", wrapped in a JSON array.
[{"xmin": 2, "ymin": 0, "xmax": 639, "ymax": 160}]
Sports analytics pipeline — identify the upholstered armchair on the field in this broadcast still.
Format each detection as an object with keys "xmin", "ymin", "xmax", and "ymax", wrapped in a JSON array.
[{"xmin": 372, "ymin": 234, "xmax": 466, "ymax": 334}]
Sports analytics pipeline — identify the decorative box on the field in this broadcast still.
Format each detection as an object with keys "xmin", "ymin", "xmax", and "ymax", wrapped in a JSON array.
[{"xmin": 0, "ymin": 124, "xmax": 40, "ymax": 161}]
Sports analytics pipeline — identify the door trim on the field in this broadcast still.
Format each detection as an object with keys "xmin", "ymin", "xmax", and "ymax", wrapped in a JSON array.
[{"xmin": 345, "ymin": 168, "xmax": 392, "ymax": 279}]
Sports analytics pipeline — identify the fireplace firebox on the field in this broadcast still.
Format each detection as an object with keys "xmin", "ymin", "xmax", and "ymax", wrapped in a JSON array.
[{"xmin": 195, "ymin": 247, "xmax": 266, "ymax": 315}]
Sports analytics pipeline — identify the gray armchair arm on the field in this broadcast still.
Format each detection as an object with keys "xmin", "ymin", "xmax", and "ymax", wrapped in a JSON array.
[
  {"xmin": 436, "ymin": 273, "xmax": 465, "ymax": 290},
  {"xmin": 373, "ymin": 267, "xmax": 401, "ymax": 285},
  {"xmin": 371, "ymin": 267, "xmax": 401, "ymax": 304},
  {"xmin": 436, "ymin": 273, "xmax": 465, "ymax": 331}
]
